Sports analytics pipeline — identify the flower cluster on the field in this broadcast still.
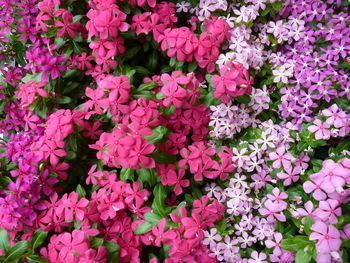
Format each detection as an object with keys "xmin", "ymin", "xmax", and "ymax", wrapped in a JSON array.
[{"xmin": 0, "ymin": 0, "xmax": 350, "ymax": 262}]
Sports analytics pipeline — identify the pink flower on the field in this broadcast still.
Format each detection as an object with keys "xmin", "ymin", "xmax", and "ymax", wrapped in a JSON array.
[
  {"xmin": 40, "ymin": 140, "xmax": 67, "ymax": 166},
  {"xmin": 123, "ymin": 136, "xmax": 155, "ymax": 169},
  {"xmin": 163, "ymin": 168, "xmax": 189, "ymax": 195},
  {"xmin": 259, "ymin": 200, "xmax": 286, "ymax": 223},
  {"xmin": 57, "ymin": 230, "xmax": 90, "ymax": 260},
  {"xmin": 268, "ymin": 146, "xmax": 293, "ymax": 169},
  {"xmin": 265, "ymin": 232, "xmax": 283, "ymax": 256},
  {"xmin": 56, "ymin": 192, "xmax": 89, "ymax": 222},
  {"xmin": 152, "ymin": 218, "xmax": 177, "ymax": 247},
  {"xmin": 322, "ymin": 104, "xmax": 346, "ymax": 127},
  {"xmin": 266, "ymin": 188, "xmax": 288, "ymax": 210},
  {"xmin": 161, "ymin": 71, "xmax": 189, "ymax": 108},
  {"xmin": 79, "ymin": 247, "xmax": 107, "ymax": 263},
  {"xmin": 314, "ymin": 199, "xmax": 341, "ymax": 224},
  {"xmin": 84, "ymin": 87, "xmax": 110, "ymax": 114},
  {"xmin": 212, "ymin": 62, "xmax": 253, "ymax": 103},
  {"xmin": 308, "ymin": 119, "xmax": 331, "ymax": 140},
  {"xmin": 94, "ymin": 9, "xmax": 128, "ymax": 40},
  {"xmin": 303, "ymin": 178, "xmax": 327, "ymax": 201},
  {"xmin": 296, "ymin": 201, "xmax": 317, "ymax": 222},
  {"xmin": 310, "ymin": 221, "xmax": 341, "ymax": 253},
  {"xmin": 55, "ymin": 11, "xmax": 80, "ymax": 38},
  {"xmin": 277, "ymin": 165, "xmax": 301, "ymax": 186},
  {"xmin": 310, "ymin": 159, "xmax": 350, "ymax": 195}
]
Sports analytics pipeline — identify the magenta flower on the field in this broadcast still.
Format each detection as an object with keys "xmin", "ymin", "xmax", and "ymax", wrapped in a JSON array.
[
  {"xmin": 152, "ymin": 218, "xmax": 177, "ymax": 247},
  {"xmin": 164, "ymin": 168, "xmax": 190, "ymax": 195},
  {"xmin": 42, "ymin": 55, "xmax": 66, "ymax": 82},
  {"xmin": 310, "ymin": 221, "xmax": 341, "ymax": 253},
  {"xmin": 58, "ymin": 230, "xmax": 90, "ymax": 260}
]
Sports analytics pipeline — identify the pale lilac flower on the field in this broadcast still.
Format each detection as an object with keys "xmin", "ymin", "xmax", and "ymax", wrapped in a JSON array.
[
  {"xmin": 322, "ymin": 104, "xmax": 346, "ymax": 128},
  {"xmin": 248, "ymin": 251, "xmax": 267, "ymax": 263},
  {"xmin": 265, "ymin": 232, "xmax": 283, "ymax": 256},
  {"xmin": 232, "ymin": 148, "xmax": 250, "ymax": 167},
  {"xmin": 203, "ymin": 228, "xmax": 222, "ymax": 246},
  {"xmin": 237, "ymin": 231, "xmax": 255, "ymax": 248},
  {"xmin": 310, "ymin": 221, "xmax": 341, "ymax": 254},
  {"xmin": 259, "ymin": 200, "xmax": 286, "ymax": 223},
  {"xmin": 272, "ymin": 65, "xmax": 293, "ymax": 84},
  {"xmin": 314, "ymin": 199, "xmax": 341, "ymax": 224},
  {"xmin": 296, "ymin": 200, "xmax": 317, "ymax": 222},
  {"xmin": 269, "ymin": 146, "xmax": 293, "ymax": 169},
  {"xmin": 267, "ymin": 188, "xmax": 288, "ymax": 210}
]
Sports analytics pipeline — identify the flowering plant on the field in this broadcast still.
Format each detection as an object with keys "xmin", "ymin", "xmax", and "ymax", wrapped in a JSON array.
[{"xmin": 0, "ymin": 0, "xmax": 350, "ymax": 262}]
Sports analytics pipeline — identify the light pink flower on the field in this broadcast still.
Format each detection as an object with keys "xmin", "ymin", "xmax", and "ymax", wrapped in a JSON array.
[{"xmin": 310, "ymin": 221, "xmax": 341, "ymax": 254}]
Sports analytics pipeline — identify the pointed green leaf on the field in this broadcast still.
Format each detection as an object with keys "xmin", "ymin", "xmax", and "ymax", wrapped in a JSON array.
[
  {"xmin": 0, "ymin": 228, "xmax": 10, "ymax": 252},
  {"xmin": 32, "ymin": 229, "xmax": 48, "ymax": 250},
  {"xmin": 5, "ymin": 241, "xmax": 29, "ymax": 262},
  {"xmin": 27, "ymin": 255, "xmax": 50, "ymax": 263}
]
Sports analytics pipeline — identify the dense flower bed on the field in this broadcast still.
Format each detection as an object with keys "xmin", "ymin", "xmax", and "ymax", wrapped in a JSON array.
[{"xmin": 0, "ymin": 0, "xmax": 350, "ymax": 262}]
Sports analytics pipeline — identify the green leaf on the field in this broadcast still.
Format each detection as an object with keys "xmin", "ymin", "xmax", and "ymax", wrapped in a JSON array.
[
  {"xmin": 205, "ymin": 74, "xmax": 213, "ymax": 84},
  {"xmin": 304, "ymin": 216, "xmax": 313, "ymax": 235},
  {"xmin": 5, "ymin": 241, "xmax": 29, "ymax": 262},
  {"xmin": 123, "ymin": 45, "xmax": 141, "ymax": 60},
  {"xmin": 32, "ymin": 229, "xmax": 48, "ymax": 251},
  {"xmin": 73, "ymin": 15, "xmax": 84, "ymax": 23},
  {"xmin": 72, "ymin": 41, "xmax": 84, "ymax": 54},
  {"xmin": 56, "ymin": 96, "xmax": 73, "ymax": 104},
  {"xmin": 144, "ymin": 126, "xmax": 168, "ymax": 144},
  {"xmin": 149, "ymin": 151, "xmax": 177, "ymax": 164},
  {"xmin": 148, "ymin": 51, "xmax": 158, "ymax": 71},
  {"xmin": 13, "ymin": 41, "xmax": 26, "ymax": 66},
  {"xmin": 120, "ymin": 168, "xmax": 135, "ymax": 182},
  {"xmin": 22, "ymin": 73, "xmax": 43, "ymax": 83},
  {"xmin": 89, "ymin": 237, "xmax": 104, "ymax": 249},
  {"xmin": 76, "ymin": 184, "xmax": 86, "ymax": 198},
  {"xmin": 138, "ymin": 82, "xmax": 158, "ymax": 91},
  {"xmin": 134, "ymin": 221, "xmax": 153, "ymax": 235},
  {"xmin": 134, "ymin": 66, "xmax": 150, "ymax": 75},
  {"xmin": 295, "ymin": 250, "xmax": 312, "ymax": 263},
  {"xmin": 169, "ymin": 57, "xmax": 177, "ymax": 67},
  {"xmin": 27, "ymin": 255, "xmax": 50, "ymax": 263},
  {"xmin": 132, "ymin": 90, "xmax": 156, "ymax": 100},
  {"xmin": 144, "ymin": 212, "xmax": 162, "ymax": 225},
  {"xmin": 0, "ymin": 228, "xmax": 10, "ymax": 252},
  {"xmin": 152, "ymin": 185, "xmax": 170, "ymax": 217},
  {"xmin": 136, "ymin": 168, "xmax": 158, "ymax": 187},
  {"xmin": 187, "ymin": 61, "xmax": 198, "ymax": 72},
  {"xmin": 156, "ymin": 92, "xmax": 166, "ymax": 100},
  {"xmin": 104, "ymin": 241, "xmax": 120, "ymax": 263},
  {"xmin": 68, "ymin": 134, "xmax": 78, "ymax": 152},
  {"xmin": 165, "ymin": 105, "xmax": 176, "ymax": 116},
  {"xmin": 234, "ymin": 94, "xmax": 250, "ymax": 104},
  {"xmin": 104, "ymin": 240, "xmax": 120, "ymax": 253},
  {"xmin": 280, "ymin": 236, "xmax": 313, "ymax": 252},
  {"xmin": 54, "ymin": 37, "xmax": 65, "ymax": 49}
]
